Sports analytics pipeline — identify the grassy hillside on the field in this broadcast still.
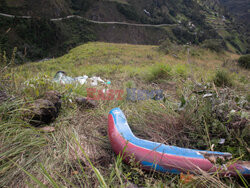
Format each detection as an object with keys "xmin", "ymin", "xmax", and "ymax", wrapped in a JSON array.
[{"xmin": 1, "ymin": 42, "xmax": 249, "ymax": 187}]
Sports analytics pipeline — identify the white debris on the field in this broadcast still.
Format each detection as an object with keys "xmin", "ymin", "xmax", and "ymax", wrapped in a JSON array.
[
  {"xmin": 53, "ymin": 71, "xmax": 110, "ymax": 86},
  {"xmin": 144, "ymin": 9, "xmax": 151, "ymax": 16},
  {"xmin": 230, "ymin": 109, "xmax": 236, "ymax": 114},
  {"xmin": 222, "ymin": 16, "xmax": 226, "ymax": 21},
  {"xmin": 75, "ymin": 75, "xmax": 88, "ymax": 85},
  {"xmin": 203, "ymin": 93, "xmax": 213, "ymax": 98},
  {"xmin": 90, "ymin": 76, "xmax": 105, "ymax": 86},
  {"xmin": 219, "ymin": 138, "xmax": 225, "ymax": 145}
]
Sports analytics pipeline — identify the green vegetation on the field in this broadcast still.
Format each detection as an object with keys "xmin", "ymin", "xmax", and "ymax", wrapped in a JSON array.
[
  {"xmin": 0, "ymin": 0, "xmax": 249, "ymax": 61},
  {"xmin": 146, "ymin": 63, "xmax": 172, "ymax": 82},
  {"xmin": 202, "ymin": 39, "xmax": 226, "ymax": 53},
  {"xmin": 0, "ymin": 42, "xmax": 249, "ymax": 187},
  {"xmin": 238, "ymin": 54, "xmax": 250, "ymax": 69},
  {"xmin": 158, "ymin": 39, "xmax": 177, "ymax": 54},
  {"xmin": 0, "ymin": 17, "xmax": 96, "ymax": 62},
  {"xmin": 116, "ymin": 3, "xmax": 141, "ymax": 22},
  {"xmin": 213, "ymin": 69, "xmax": 233, "ymax": 87}
]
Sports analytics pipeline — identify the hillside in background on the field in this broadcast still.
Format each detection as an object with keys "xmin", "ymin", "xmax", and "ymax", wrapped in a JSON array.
[
  {"xmin": 220, "ymin": 0, "xmax": 250, "ymax": 24},
  {"xmin": 0, "ymin": 0, "xmax": 249, "ymax": 62},
  {"xmin": 0, "ymin": 0, "xmax": 92, "ymax": 18}
]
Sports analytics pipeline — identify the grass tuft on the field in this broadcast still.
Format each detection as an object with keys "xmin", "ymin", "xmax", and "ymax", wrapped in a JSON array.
[
  {"xmin": 146, "ymin": 63, "xmax": 172, "ymax": 82},
  {"xmin": 213, "ymin": 69, "xmax": 233, "ymax": 87}
]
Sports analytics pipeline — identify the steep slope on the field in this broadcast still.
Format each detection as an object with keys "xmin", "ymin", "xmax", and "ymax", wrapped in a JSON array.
[
  {"xmin": 0, "ymin": 0, "xmax": 249, "ymax": 62},
  {"xmin": 220, "ymin": 0, "xmax": 250, "ymax": 24}
]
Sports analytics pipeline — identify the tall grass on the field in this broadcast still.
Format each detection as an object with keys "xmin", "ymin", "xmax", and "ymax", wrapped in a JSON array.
[{"xmin": 213, "ymin": 69, "xmax": 233, "ymax": 87}]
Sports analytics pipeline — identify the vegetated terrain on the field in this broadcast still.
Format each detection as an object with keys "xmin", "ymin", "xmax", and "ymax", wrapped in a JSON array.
[
  {"xmin": 0, "ymin": 42, "xmax": 249, "ymax": 187},
  {"xmin": 220, "ymin": 0, "xmax": 250, "ymax": 24},
  {"xmin": 0, "ymin": 0, "xmax": 249, "ymax": 62}
]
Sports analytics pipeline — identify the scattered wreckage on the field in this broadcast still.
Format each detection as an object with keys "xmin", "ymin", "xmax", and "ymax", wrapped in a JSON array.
[
  {"xmin": 108, "ymin": 108, "xmax": 250, "ymax": 177},
  {"xmin": 53, "ymin": 71, "xmax": 111, "ymax": 86}
]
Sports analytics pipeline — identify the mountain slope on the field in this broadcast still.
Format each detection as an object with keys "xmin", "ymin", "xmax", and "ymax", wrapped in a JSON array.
[
  {"xmin": 220, "ymin": 0, "xmax": 250, "ymax": 24},
  {"xmin": 0, "ymin": 0, "xmax": 249, "ymax": 62}
]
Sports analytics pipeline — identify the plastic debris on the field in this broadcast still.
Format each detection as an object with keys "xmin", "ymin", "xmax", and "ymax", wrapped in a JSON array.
[
  {"xmin": 219, "ymin": 138, "xmax": 225, "ymax": 145},
  {"xmin": 53, "ymin": 71, "xmax": 75, "ymax": 84},
  {"xmin": 203, "ymin": 93, "xmax": 213, "ymax": 98},
  {"xmin": 108, "ymin": 108, "xmax": 250, "ymax": 176},
  {"xmin": 53, "ymin": 71, "xmax": 110, "ymax": 86},
  {"xmin": 90, "ymin": 76, "xmax": 105, "ymax": 86},
  {"xmin": 75, "ymin": 75, "xmax": 89, "ymax": 85}
]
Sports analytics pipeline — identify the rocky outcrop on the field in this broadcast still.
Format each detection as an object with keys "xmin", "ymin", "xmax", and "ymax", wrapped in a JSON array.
[{"xmin": 24, "ymin": 91, "xmax": 62, "ymax": 126}]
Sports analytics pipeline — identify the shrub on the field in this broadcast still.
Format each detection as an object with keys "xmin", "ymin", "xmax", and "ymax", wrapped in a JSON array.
[
  {"xmin": 172, "ymin": 27, "xmax": 196, "ymax": 44},
  {"xmin": 158, "ymin": 39, "xmax": 174, "ymax": 54},
  {"xmin": 247, "ymin": 94, "xmax": 250, "ymax": 103},
  {"xmin": 146, "ymin": 64, "xmax": 172, "ymax": 82},
  {"xmin": 116, "ymin": 4, "xmax": 140, "ymax": 22},
  {"xmin": 175, "ymin": 64, "xmax": 187, "ymax": 78},
  {"xmin": 213, "ymin": 70, "xmax": 233, "ymax": 87},
  {"xmin": 238, "ymin": 54, "xmax": 250, "ymax": 69},
  {"xmin": 202, "ymin": 39, "xmax": 226, "ymax": 53}
]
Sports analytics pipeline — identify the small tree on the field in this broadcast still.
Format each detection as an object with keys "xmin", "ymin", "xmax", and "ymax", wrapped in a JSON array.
[{"xmin": 238, "ymin": 54, "xmax": 250, "ymax": 69}]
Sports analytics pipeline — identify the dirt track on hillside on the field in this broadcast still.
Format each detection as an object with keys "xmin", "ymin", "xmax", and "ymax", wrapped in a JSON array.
[{"xmin": 0, "ymin": 12, "xmax": 178, "ymax": 28}]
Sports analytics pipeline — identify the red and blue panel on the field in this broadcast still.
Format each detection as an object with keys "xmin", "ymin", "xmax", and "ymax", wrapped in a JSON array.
[{"xmin": 108, "ymin": 108, "xmax": 250, "ymax": 177}]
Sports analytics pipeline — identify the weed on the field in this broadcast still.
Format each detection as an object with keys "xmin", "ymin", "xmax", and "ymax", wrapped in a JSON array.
[
  {"xmin": 146, "ymin": 63, "xmax": 172, "ymax": 82},
  {"xmin": 174, "ymin": 64, "xmax": 188, "ymax": 78},
  {"xmin": 213, "ymin": 69, "xmax": 233, "ymax": 87},
  {"xmin": 125, "ymin": 80, "xmax": 136, "ymax": 89}
]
